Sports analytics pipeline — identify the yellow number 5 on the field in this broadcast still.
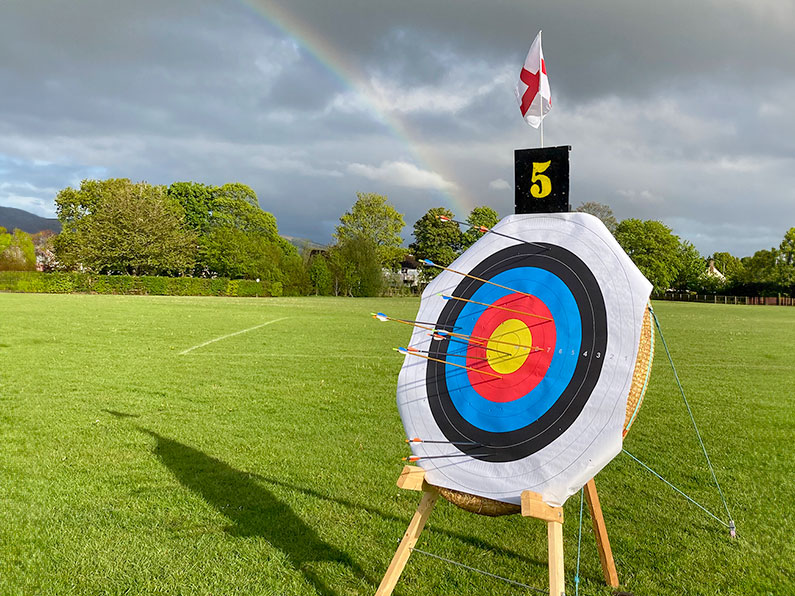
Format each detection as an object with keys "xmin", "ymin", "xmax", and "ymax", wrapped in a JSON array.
[{"xmin": 530, "ymin": 161, "xmax": 552, "ymax": 198}]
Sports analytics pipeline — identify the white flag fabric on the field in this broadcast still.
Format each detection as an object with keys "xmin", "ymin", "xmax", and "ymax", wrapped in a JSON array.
[{"xmin": 515, "ymin": 31, "xmax": 551, "ymax": 128}]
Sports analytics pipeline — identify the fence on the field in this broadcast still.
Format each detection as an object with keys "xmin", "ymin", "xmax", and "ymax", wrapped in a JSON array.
[{"xmin": 660, "ymin": 293, "xmax": 795, "ymax": 306}]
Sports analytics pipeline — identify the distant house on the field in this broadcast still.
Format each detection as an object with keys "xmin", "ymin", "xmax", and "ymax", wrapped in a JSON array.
[
  {"xmin": 704, "ymin": 259, "xmax": 726, "ymax": 282},
  {"xmin": 383, "ymin": 255, "xmax": 420, "ymax": 291},
  {"xmin": 399, "ymin": 255, "xmax": 419, "ymax": 287}
]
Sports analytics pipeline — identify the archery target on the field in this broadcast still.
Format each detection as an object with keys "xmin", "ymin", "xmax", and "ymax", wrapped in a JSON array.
[{"xmin": 396, "ymin": 213, "xmax": 652, "ymax": 506}]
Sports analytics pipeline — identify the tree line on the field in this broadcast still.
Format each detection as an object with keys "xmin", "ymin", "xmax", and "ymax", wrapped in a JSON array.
[
  {"xmin": 46, "ymin": 178, "xmax": 308, "ymax": 294},
  {"xmin": 1, "ymin": 178, "xmax": 793, "ymax": 298}
]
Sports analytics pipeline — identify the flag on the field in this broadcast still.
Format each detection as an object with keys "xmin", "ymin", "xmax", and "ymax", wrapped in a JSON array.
[{"xmin": 515, "ymin": 31, "xmax": 551, "ymax": 128}]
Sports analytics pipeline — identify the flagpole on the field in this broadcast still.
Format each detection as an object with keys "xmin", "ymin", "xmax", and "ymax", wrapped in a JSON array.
[{"xmin": 539, "ymin": 30, "xmax": 544, "ymax": 148}]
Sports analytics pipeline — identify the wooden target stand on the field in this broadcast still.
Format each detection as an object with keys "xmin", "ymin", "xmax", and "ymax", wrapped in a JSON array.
[
  {"xmin": 377, "ymin": 307, "xmax": 654, "ymax": 594},
  {"xmin": 375, "ymin": 466, "xmax": 618, "ymax": 596}
]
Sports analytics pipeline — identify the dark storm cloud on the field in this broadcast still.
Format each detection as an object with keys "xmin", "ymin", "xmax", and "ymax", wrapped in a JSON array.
[
  {"xmin": 255, "ymin": 0, "xmax": 795, "ymax": 98},
  {"xmin": 0, "ymin": 0, "xmax": 792, "ymax": 254}
]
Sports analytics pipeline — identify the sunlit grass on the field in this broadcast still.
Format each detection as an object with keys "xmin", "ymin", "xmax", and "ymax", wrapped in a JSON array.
[{"xmin": 0, "ymin": 294, "xmax": 791, "ymax": 594}]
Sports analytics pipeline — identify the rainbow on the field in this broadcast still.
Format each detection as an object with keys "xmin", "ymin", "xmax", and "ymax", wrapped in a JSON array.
[{"xmin": 238, "ymin": 0, "xmax": 475, "ymax": 216}]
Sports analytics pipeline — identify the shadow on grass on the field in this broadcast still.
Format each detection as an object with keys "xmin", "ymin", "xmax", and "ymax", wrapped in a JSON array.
[
  {"xmin": 141, "ymin": 429, "xmax": 367, "ymax": 596},
  {"xmin": 103, "ymin": 410, "xmax": 546, "ymax": 588},
  {"xmin": 252, "ymin": 472, "xmax": 547, "ymax": 571},
  {"xmin": 102, "ymin": 409, "xmax": 140, "ymax": 419}
]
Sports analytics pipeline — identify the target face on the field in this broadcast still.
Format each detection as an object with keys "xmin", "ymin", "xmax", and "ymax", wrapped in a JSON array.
[{"xmin": 397, "ymin": 214, "xmax": 652, "ymax": 506}]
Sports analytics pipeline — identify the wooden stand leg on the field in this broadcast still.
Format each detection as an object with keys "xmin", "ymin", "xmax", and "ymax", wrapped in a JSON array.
[
  {"xmin": 380, "ymin": 469, "xmax": 617, "ymax": 596},
  {"xmin": 584, "ymin": 478, "xmax": 619, "ymax": 588},
  {"xmin": 522, "ymin": 490, "xmax": 565, "ymax": 596},
  {"xmin": 547, "ymin": 519, "xmax": 565, "ymax": 596},
  {"xmin": 375, "ymin": 486, "xmax": 439, "ymax": 596}
]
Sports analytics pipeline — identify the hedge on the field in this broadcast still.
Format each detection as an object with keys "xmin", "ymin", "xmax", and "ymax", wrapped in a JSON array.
[{"xmin": 0, "ymin": 271, "xmax": 280, "ymax": 297}]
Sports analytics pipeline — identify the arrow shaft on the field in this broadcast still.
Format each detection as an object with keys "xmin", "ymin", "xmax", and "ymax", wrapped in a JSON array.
[
  {"xmin": 443, "ymin": 294, "xmax": 553, "ymax": 322},
  {"xmin": 401, "ymin": 349, "xmax": 502, "ymax": 379}
]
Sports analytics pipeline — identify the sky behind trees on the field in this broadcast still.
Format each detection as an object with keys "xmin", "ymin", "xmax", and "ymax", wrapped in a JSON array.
[{"xmin": 1, "ymin": 0, "xmax": 793, "ymax": 256}]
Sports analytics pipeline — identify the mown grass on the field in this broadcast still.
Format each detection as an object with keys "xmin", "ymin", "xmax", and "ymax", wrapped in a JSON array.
[{"xmin": 0, "ymin": 294, "xmax": 792, "ymax": 595}]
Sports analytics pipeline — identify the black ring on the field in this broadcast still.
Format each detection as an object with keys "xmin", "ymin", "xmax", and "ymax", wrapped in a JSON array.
[{"xmin": 426, "ymin": 243, "xmax": 607, "ymax": 462}]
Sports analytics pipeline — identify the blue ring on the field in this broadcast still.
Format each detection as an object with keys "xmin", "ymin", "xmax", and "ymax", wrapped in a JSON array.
[{"xmin": 444, "ymin": 268, "xmax": 581, "ymax": 433}]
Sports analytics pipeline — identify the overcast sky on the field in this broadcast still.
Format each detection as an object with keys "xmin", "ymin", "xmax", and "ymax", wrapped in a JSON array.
[{"xmin": 1, "ymin": 0, "xmax": 793, "ymax": 256}]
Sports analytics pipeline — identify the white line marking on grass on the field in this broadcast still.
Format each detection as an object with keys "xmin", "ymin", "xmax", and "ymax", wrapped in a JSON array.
[{"xmin": 179, "ymin": 317, "xmax": 289, "ymax": 355}]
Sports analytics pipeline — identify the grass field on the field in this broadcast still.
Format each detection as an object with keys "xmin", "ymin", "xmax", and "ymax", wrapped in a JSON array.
[{"xmin": 1, "ymin": 293, "xmax": 792, "ymax": 595}]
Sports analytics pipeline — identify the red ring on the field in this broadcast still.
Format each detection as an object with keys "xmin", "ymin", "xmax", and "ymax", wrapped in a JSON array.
[{"xmin": 465, "ymin": 293, "xmax": 556, "ymax": 403}]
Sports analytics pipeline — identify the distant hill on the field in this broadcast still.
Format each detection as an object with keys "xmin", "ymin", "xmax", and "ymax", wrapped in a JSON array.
[
  {"xmin": 282, "ymin": 235, "xmax": 327, "ymax": 252},
  {"xmin": 0, "ymin": 206, "xmax": 61, "ymax": 234}
]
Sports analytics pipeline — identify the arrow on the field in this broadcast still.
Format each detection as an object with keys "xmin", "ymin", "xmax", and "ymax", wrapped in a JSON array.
[
  {"xmin": 395, "ymin": 347, "xmax": 502, "ymax": 379},
  {"xmin": 441, "ymin": 294, "xmax": 553, "ymax": 322},
  {"xmin": 421, "ymin": 259, "xmax": 538, "ymax": 299},
  {"xmin": 436, "ymin": 214, "xmax": 548, "ymax": 251}
]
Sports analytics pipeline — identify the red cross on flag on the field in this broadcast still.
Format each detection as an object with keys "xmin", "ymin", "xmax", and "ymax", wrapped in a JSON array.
[{"xmin": 515, "ymin": 31, "xmax": 551, "ymax": 128}]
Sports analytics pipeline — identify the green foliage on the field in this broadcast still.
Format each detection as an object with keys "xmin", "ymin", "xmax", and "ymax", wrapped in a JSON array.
[
  {"xmin": 0, "ymin": 271, "xmax": 282, "ymax": 297},
  {"xmin": 575, "ymin": 201, "xmax": 618, "ymax": 234},
  {"xmin": 200, "ymin": 227, "xmax": 281, "ymax": 280},
  {"xmin": 307, "ymin": 254, "xmax": 333, "ymax": 296},
  {"xmin": 278, "ymin": 245, "xmax": 311, "ymax": 295},
  {"xmin": 167, "ymin": 182, "xmax": 216, "ymax": 233},
  {"xmin": 328, "ymin": 235, "xmax": 383, "ymax": 297},
  {"xmin": 780, "ymin": 227, "xmax": 795, "ymax": 267},
  {"xmin": 53, "ymin": 177, "xmax": 305, "ymax": 288},
  {"xmin": 672, "ymin": 240, "xmax": 704, "ymax": 291},
  {"xmin": 0, "ymin": 226, "xmax": 10, "ymax": 254},
  {"xmin": 167, "ymin": 182, "xmax": 265, "ymax": 234},
  {"xmin": 215, "ymin": 182, "xmax": 259, "ymax": 208},
  {"xmin": 193, "ymin": 188, "xmax": 290, "ymax": 283},
  {"xmin": 207, "ymin": 196, "xmax": 278, "ymax": 238},
  {"xmin": 334, "ymin": 192, "xmax": 405, "ymax": 270},
  {"xmin": 461, "ymin": 206, "xmax": 499, "ymax": 250},
  {"xmin": 710, "ymin": 252, "xmax": 744, "ymax": 283},
  {"xmin": 54, "ymin": 179, "xmax": 196, "ymax": 275},
  {"xmin": 55, "ymin": 178, "xmax": 130, "ymax": 227},
  {"xmin": 0, "ymin": 228, "xmax": 37, "ymax": 271},
  {"xmin": 410, "ymin": 207, "xmax": 461, "ymax": 281},
  {"xmin": 269, "ymin": 281, "xmax": 283, "ymax": 297},
  {"xmin": 776, "ymin": 228, "xmax": 795, "ymax": 287},
  {"xmin": 738, "ymin": 249, "xmax": 778, "ymax": 285},
  {"xmin": 615, "ymin": 219, "xmax": 682, "ymax": 293}
]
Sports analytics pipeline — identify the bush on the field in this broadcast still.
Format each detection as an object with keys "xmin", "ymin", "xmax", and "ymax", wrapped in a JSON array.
[{"xmin": 0, "ymin": 272, "xmax": 291, "ymax": 297}]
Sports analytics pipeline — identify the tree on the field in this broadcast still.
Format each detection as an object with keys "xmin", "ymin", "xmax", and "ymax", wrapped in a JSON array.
[
  {"xmin": 53, "ymin": 179, "xmax": 196, "ymax": 275},
  {"xmin": 168, "ymin": 180, "xmax": 300, "ymax": 283},
  {"xmin": 56, "ymin": 178, "xmax": 130, "ymax": 229},
  {"xmin": 215, "ymin": 182, "xmax": 259, "ymax": 208},
  {"xmin": 279, "ymin": 247, "xmax": 311, "ymax": 295},
  {"xmin": 0, "ymin": 228, "xmax": 37, "ymax": 271},
  {"xmin": 328, "ymin": 235, "xmax": 383, "ymax": 297},
  {"xmin": 779, "ymin": 227, "xmax": 795, "ymax": 267},
  {"xmin": 672, "ymin": 240, "xmax": 704, "ymax": 291},
  {"xmin": 738, "ymin": 249, "xmax": 778, "ymax": 284},
  {"xmin": 709, "ymin": 251, "xmax": 744, "ymax": 283},
  {"xmin": 207, "ymin": 196, "xmax": 278, "ymax": 238},
  {"xmin": 410, "ymin": 207, "xmax": 462, "ymax": 281},
  {"xmin": 167, "ymin": 182, "xmax": 216, "ymax": 233},
  {"xmin": 307, "ymin": 253, "xmax": 333, "ymax": 295},
  {"xmin": 461, "ymin": 206, "xmax": 499, "ymax": 250},
  {"xmin": 614, "ymin": 219, "xmax": 681, "ymax": 293},
  {"xmin": 200, "ymin": 227, "xmax": 281, "ymax": 280},
  {"xmin": 334, "ymin": 192, "xmax": 405, "ymax": 270},
  {"xmin": 574, "ymin": 202, "xmax": 618, "ymax": 234}
]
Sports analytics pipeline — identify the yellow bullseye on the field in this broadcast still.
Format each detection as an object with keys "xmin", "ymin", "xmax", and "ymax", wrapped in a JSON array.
[{"xmin": 487, "ymin": 318, "xmax": 533, "ymax": 374}]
